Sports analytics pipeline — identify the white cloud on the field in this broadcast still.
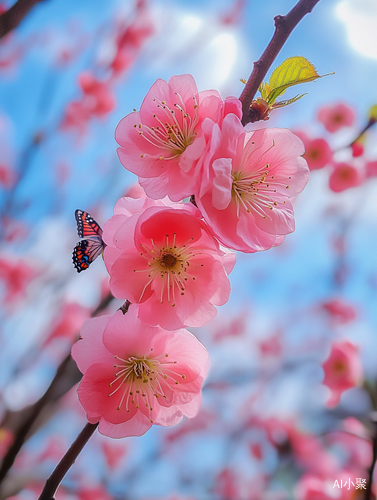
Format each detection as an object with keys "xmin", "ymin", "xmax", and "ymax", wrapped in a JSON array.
[{"xmin": 336, "ymin": 0, "xmax": 377, "ymax": 60}]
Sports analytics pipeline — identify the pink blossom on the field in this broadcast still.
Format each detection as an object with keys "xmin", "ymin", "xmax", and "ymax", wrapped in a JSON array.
[
  {"xmin": 165, "ymin": 408, "xmax": 214, "ymax": 443},
  {"xmin": 220, "ymin": 0, "xmax": 246, "ymax": 25},
  {"xmin": 289, "ymin": 430, "xmax": 338, "ymax": 475},
  {"xmin": 351, "ymin": 141, "xmax": 364, "ymax": 157},
  {"xmin": 320, "ymin": 298, "xmax": 357, "ymax": 324},
  {"xmin": 36, "ymin": 437, "xmax": 67, "ymax": 463},
  {"xmin": 216, "ymin": 469, "xmax": 240, "ymax": 500},
  {"xmin": 42, "ymin": 302, "xmax": 90, "ymax": 347},
  {"xmin": 329, "ymin": 162, "xmax": 364, "ymax": 192},
  {"xmin": 61, "ymin": 74, "xmax": 115, "ymax": 135},
  {"xmin": 249, "ymin": 442, "xmax": 263, "ymax": 460},
  {"xmin": 110, "ymin": 1, "xmax": 154, "ymax": 77},
  {"xmin": 0, "ymin": 164, "xmax": 16, "ymax": 189},
  {"xmin": 115, "ymin": 74, "xmax": 242, "ymax": 201},
  {"xmin": 78, "ymin": 72, "xmax": 115, "ymax": 117},
  {"xmin": 327, "ymin": 418, "xmax": 372, "ymax": 472},
  {"xmin": 0, "ymin": 256, "xmax": 37, "ymax": 305},
  {"xmin": 294, "ymin": 131, "xmax": 332, "ymax": 170},
  {"xmin": 124, "ymin": 182, "xmax": 146, "ymax": 199},
  {"xmin": 317, "ymin": 102, "xmax": 355, "ymax": 133},
  {"xmin": 294, "ymin": 472, "xmax": 354, "ymax": 500},
  {"xmin": 101, "ymin": 440, "xmax": 127, "ymax": 469},
  {"xmin": 103, "ymin": 197, "xmax": 235, "ymax": 330},
  {"xmin": 78, "ymin": 486, "xmax": 114, "ymax": 500},
  {"xmin": 196, "ymin": 114, "xmax": 309, "ymax": 252},
  {"xmin": 71, "ymin": 307, "xmax": 209, "ymax": 438},
  {"xmin": 366, "ymin": 160, "xmax": 377, "ymax": 178},
  {"xmin": 60, "ymin": 100, "xmax": 91, "ymax": 135},
  {"xmin": 322, "ymin": 341, "xmax": 363, "ymax": 408},
  {"xmin": 258, "ymin": 330, "xmax": 283, "ymax": 358},
  {"xmin": 1, "ymin": 217, "xmax": 29, "ymax": 243},
  {"xmin": 212, "ymin": 312, "xmax": 247, "ymax": 342}
]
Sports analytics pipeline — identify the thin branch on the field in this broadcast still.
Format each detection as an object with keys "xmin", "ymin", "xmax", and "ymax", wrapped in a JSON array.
[
  {"xmin": 0, "ymin": 291, "xmax": 114, "ymax": 490},
  {"xmin": 38, "ymin": 422, "xmax": 99, "ymax": 500},
  {"xmin": 0, "ymin": 0, "xmax": 45, "ymax": 39},
  {"xmin": 239, "ymin": 0, "xmax": 321, "ymax": 125}
]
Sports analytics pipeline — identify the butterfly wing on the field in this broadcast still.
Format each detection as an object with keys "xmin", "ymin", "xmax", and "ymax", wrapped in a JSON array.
[
  {"xmin": 73, "ymin": 210, "xmax": 105, "ymax": 272},
  {"xmin": 75, "ymin": 209, "xmax": 103, "ymax": 238},
  {"xmin": 72, "ymin": 238, "xmax": 105, "ymax": 273}
]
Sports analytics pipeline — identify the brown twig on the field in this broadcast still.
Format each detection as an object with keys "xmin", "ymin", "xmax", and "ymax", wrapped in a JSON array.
[
  {"xmin": 38, "ymin": 422, "xmax": 99, "ymax": 500},
  {"xmin": 0, "ymin": 0, "xmax": 45, "ymax": 39},
  {"xmin": 239, "ymin": 0, "xmax": 321, "ymax": 125},
  {"xmin": 0, "ymin": 292, "xmax": 114, "ymax": 490}
]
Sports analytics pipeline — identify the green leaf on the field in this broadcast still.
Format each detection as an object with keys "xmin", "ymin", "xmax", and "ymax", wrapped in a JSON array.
[
  {"xmin": 259, "ymin": 82, "xmax": 272, "ymax": 101},
  {"xmin": 261, "ymin": 56, "xmax": 334, "ymax": 105},
  {"xmin": 272, "ymin": 93, "xmax": 307, "ymax": 109}
]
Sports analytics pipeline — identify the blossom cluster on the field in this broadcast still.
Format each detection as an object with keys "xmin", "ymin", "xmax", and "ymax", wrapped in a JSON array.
[
  {"xmin": 72, "ymin": 74, "xmax": 309, "ymax": 438},
  {"xmin": 295, "ymin": 101, "xmax": 377, "ymax": 193}
]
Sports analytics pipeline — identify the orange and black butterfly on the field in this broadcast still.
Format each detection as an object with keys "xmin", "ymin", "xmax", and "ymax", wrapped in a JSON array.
[{"xmin": 72, "ymin": 210, "xmax": 105, "ymax": 272}]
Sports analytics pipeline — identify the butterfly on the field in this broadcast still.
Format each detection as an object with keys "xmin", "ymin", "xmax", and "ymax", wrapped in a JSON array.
[{"xmin": 72, "ymin": 209, "xmax": 105, "ymax": 273}]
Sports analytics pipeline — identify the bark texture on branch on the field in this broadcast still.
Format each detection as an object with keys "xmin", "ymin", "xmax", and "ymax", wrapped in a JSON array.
[
  {"xmin": 38, "ymin": 423, "xmax": 99, "ymax": 500},
  {"xmin": 0, "ymin": 0, "xmax": 44, "ymax": 40},
  {"xmin": 239, "ymin": 0, "xmax": 321, "ymax": 125}
]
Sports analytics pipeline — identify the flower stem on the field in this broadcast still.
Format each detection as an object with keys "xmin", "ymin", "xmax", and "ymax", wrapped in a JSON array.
[
  {"xmin": 239, "ymin": 0, "xmax": 321, "ymax": 125},
  {"xmin": 38, "ymin": 422, "xmax": 99, "ymax": 500}
]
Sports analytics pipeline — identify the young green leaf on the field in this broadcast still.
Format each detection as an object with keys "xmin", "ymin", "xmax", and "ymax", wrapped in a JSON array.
[{"xmin": 262, "ymin": 56, "xmax": 334, "ymax": 105}]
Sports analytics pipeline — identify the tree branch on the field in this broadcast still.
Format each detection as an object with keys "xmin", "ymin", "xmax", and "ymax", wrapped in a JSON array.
[
  {"xmin": 239, "ymin": 0, "xmax": 321, "ymax": 125},
  {"xmin": 0, "ymin": 0, "xmax": 45, "ymax": 40},
  {"xmin": 0, "ymin": 292, "xmax": 114, "ymax": 490},
  {"xmin": 38, "ymin": 423, "xmax": 99, "ymax": 500}
]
